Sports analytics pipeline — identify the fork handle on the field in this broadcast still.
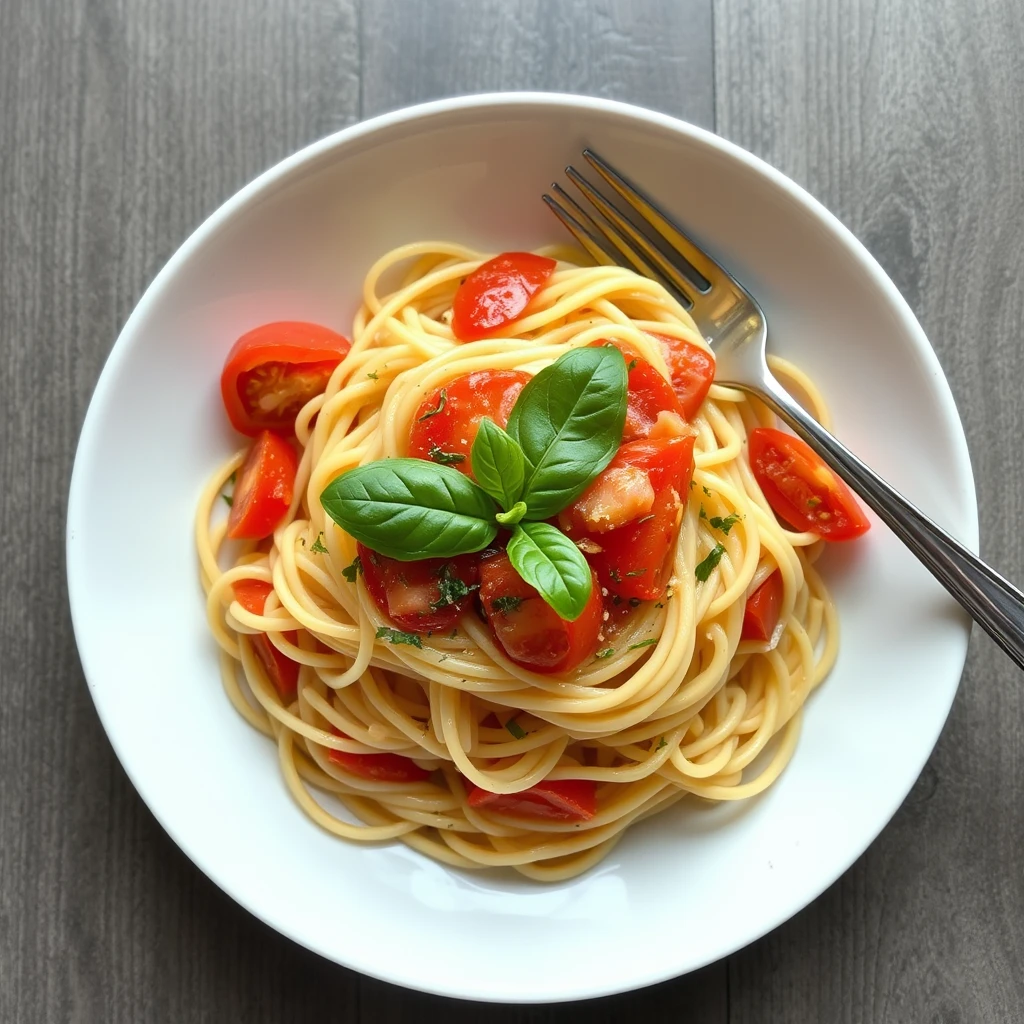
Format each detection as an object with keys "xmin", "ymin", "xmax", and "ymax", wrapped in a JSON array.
[{"xmin": 758, "ymin": 373, "xmax": 1024, "ymax": 671}]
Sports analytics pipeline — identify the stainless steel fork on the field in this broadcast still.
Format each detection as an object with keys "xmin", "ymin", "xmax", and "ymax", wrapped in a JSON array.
[{"xmin": 545, "ymin": 149, "xmax": 1024, "ymax": 671}]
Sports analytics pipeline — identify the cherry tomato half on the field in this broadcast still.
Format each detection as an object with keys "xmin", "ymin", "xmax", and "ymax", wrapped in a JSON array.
[
  {"xmin": 590, "ymin": 340, "xmax": 684, "ymax": 441},
  {"xmin": 451, "ymin": 252, "xmax": 556, "ymax": 341},
  {"xmin": 466, "ymin": 778, "xmax": 597, "ymax": 822},
  {"xmin": 326, "ymin": 727, "xmax": 431, "ymax": 783},
  {"xmin": 741, "ymin": 570, "xmax": 784, "ymax": 642},
  {"xmin": 226, "ymin": 431, "xmax": 298, "ymax": 540},
  {"xmin": 358, "ymin": 543, "xmax": 480, "ymax": 634},
  {"xmin": 649, "ymin": 332, "xmax": 716, "ymax": 420},
  {"xmin": 749, "ymin": 427, "xmax": 870, "ymax": 540},
  {"xmin": 563, "ymin": 436, "xmax": 695, "ymax": 602},
  {"xmin": 407, "ymin": 370, "xmax": 531, "ymax": 476},
  {"xmin": 479, "ymin": 552, "xmax": 603, "ymax": 673},
  {"xmin": 232, "ymin": 579, "xmax": 300, "ymax": 699},
  {"xmin": 221, "ymin": 321, "xmax": 350, "ymax": 436}
]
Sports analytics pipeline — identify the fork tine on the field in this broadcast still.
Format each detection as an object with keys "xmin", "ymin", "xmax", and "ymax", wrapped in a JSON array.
[
  {"xmin": 583, "ymin": 149, "xmax": 721, "ymax": 291},
  {"xmin": 565, "ymin": 166, "xmax": 700, "ymax": 307}
]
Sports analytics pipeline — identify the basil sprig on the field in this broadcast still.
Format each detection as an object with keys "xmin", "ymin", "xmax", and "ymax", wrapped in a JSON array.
[{"xmin": 320, "ymin": 347, "xmax": 629, "ymax": 620}]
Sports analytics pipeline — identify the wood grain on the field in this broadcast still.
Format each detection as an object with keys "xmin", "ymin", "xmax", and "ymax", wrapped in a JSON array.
[
  {"xmin": 2, "ymin": 0, "xmax": 1022, "ymax": 1019},
  {"xmin": 715, "ymin": 1, "xmax": 1024, "ymax": 1022}
]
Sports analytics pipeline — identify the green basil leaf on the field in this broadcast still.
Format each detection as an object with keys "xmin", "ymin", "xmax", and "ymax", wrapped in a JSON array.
[
  {"xmin": 320, "ymin": 459, "xmax": 498, "ymax": 560},
  {"xmin": 506, "ymin": 347, "xmax": 627, "ymax": 519},
  {"xmin": 471, "ymin": 417, "xmax": 526, "ymax": 510},
  {"xmin": 506, "ymin": 521, "xmax": 593, "ymax": 621}
]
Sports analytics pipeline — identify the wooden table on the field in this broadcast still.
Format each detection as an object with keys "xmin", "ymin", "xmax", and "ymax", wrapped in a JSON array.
[{"xmin": 3, "ymin": 1, "xmax": 1022, "ymax": 1020}]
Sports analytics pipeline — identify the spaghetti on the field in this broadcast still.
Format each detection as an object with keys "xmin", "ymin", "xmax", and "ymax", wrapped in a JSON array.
[{"xmin": 196, "ymin": 242, "xmax": 841, "ymax": 881}]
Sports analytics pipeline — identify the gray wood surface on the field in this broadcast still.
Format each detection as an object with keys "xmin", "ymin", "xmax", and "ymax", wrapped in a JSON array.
[{"xmin": 1, "ymin": 0, "xmax": 1020, "ymax": 1020}]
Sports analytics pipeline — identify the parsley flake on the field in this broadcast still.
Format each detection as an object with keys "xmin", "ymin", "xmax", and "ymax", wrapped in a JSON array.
[
  {"xmin": 595, "ymin": 648, "xmax": 615, "ymax": 659},
  {"xmin": 491, "ymin": 595, "xmax": 523, "ymax": 614},
  {"xmin": 367, "ymin": 371, "xmax": 379, "ymax": 380},
  {"xmin": 627, "ymin": 359, "xmax": 638, "ymax": 371},
  {"xmin": 341, "ymin": 556, "xmax": 363, "ymax": 583},
  {"xmin": 431, "ymin": 563, "xmax": 479, "ymax": 611},
  {"xmin": 375, "ymin": 626, "xmax": 423, "ymax": 648},
  {"xmin": 695, "ymin": 543, "xmax": 725, "ymax": 582},
  {"xmin": 628, "ymin": 638, "xmax": 658, "ymax": 651},
  {"xmin": 310, "ymin": 532, "xmax": 329, "ymax": 554},
  {"xmin": 702, "ymin": 485, "xmax": 712, "ymax": 496},
  {"xmin": 221, "ymin": 493, "xmax": 233, "ymax": 507},
  {"xmin": 428, "ymin": 444, "xmax": 466, "ymax": 466},
  {"xmin": 699, "ymin": 505, "xmax": 707, "ymax": 519},
  {"xmin": 655, "ymin": 736, "xmax": 668, "ymax": 750},
  {"xmin": 505, "ymin": 718, "xmax": 527, "ymax": 740},
  {"xmin": 709, "ymin": 513, "xmax": 741, "ymax": 535},
  {"xmin": 417, "ymin": 388, "xmax": 448, "ymax": 421}
]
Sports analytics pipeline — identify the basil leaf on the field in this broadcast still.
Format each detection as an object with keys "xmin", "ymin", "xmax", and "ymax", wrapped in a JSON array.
[
  {"xmin": 321, "ymin": 459, "xmax": 498, "ymax": 560},
  {"xmin": 471, "ymin": 417, "xmax": 526, "ymax": 510},
  {"xmin": 506, "ymin": 521, "xmax": 593, "ymax": 621},
  {"xmin": 506, "ymin": 347, "xmax": 627, "ymax": 519}
]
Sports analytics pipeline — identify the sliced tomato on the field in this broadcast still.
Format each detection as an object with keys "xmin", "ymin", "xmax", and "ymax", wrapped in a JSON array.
[
  {"xmin": 226, "ymin": 431, "xmax": 298, "ymax": 540},
  {"xmin": 649, "ymin": 332, "xmax": 716, "ymax": 420},
  {"xmin": 589, "ymin": 340, "xmax": 684, "ymax": 441},
  {"xmin": 406, "ymin": 369, "xmax": 531, "ymax": 476},
  {"xmin": 221, "ymin": 321, "xmax": 350, "ymax": 435},
  {"xmin": 451, "ymin": 252, "xmax": 557, "ymax": 341},
  {"xmin": 358, "ymin": 543, "xmax": 480, "ymax": 634},
  {"xmin": 466, "ymin": 779, "xmax": 596, "ymax": 822},
  {"xmin": 741, "ymin": 571, "xmax": 784, "ymax": 642},
  {"xmin": 561, "ymin": 436, "xmax": 695, "ymax": 601},
  {"xmin": 749, "ymin": 427, "xmax": 870, "ymax": 540},
  {"xmin": 232, "ymin": 579, "xmax": 300, "ymax": 699},
  {"xmin": 326, "ymin": 727, "xmax": 430, "ymax": 782},
  {"xmin": 479, "ymin": 552, "xmax": 602, "ymax": 673}
]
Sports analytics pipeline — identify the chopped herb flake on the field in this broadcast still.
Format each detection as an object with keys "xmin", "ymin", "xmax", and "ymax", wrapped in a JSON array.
[
  {"xmin": 654, "ymin": 601, "xmax": 665, "ymax": 609},
  {"xmin": 505, "ymin": 718, "xmax": 527, "ymax": 740},
  {"xmin": 342, "ymin": 556, "xmax": 363, "ymax": 583},
  {"xmin": 367, "ymin": 371, "xmax": 379, "ymax": 380},
  {"xmin": 221, "ymin": 493, "xmax": 233, "ymax": 507},
  {"xmin": 310, "ymin": 532, "xmax": 328, "ymax": 554},
  {"xmin": 709, "ymin": 513, "xmax": 741, "ymax": 535},
  {"xmin": 375, "ymin": 626, "xmax": 423, "ymax": 648},
  {"xmin": 431, "ymin": 563, "xmax": 479, "ymax": 610},
  {"xmin": 428, "ymin": 444, "xmax": 466, "ymax": 465},
  {"xmin": 627, "ymin": 359, "xmax": 638, "ymax": 371},
  {"xmin": 491, "ymin": 595, "xmax": 523, "ymax": 614},
  {"xmin": 702, "ymin": 485, "xmax": 712, "ymax": 496},
  {"xmin": 695, "ymin": 543, "xmax": 726, "ymax": 582},
  {"xmin": 628, "ymin": 638, "xmax": 658, "ymax": 651},
  {"xmin": 608, "ymin": 567, "xmax": 622, "ymax": 583},
  {"xmin": 595, "ymin": 648, "xmax": 615, "ymax": 659},
  {"xmin": 417, "ymin": 388, "xmax": 448, "ymax": 421},
  {"xmin": 655, "ymin": 736, "xmax": 668, "ymax": 750},
  {"xmin": 807, "ymin": 496, "xmax": 822, "ymax": 508},
  {"xmin": 448, "ymin": 628, "xmax": 459, "ymax": 640}
]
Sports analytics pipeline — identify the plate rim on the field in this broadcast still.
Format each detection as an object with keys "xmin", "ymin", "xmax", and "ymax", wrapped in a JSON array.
[{"xmin": 66, "ymin": 91, "xmax": 979, "ymax": 1002}]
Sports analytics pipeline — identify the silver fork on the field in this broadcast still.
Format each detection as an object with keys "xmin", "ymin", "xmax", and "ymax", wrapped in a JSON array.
[{"xmin": 545, "ymin": 149, "xmax": 1024, "ymax": 671}]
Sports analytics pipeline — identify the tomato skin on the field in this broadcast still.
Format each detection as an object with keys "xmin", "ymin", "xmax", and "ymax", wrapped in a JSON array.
[
  {"xmin": 226, "ymin": 431, "xmax": 298, "ymax": 540},
  {"xmin": 741, "ymin": 571, "xmax": 784, "ymax": 642},
  {"xmin": 649, "ymin": 332, "xmax": 716, "ymax": 420},
  {"xmin": 232, "ymin": 579, "xmax": 300, "ymax": 699},
  {"xmin": 479, "ymin": 553, "xmax": 603, "ymax": 673},
  {"xmin": 326, "ymin": 727, "xmax": 430, "ymax": 782},
  {"xmin": 749, "ymin": 428, "xmax": 870, "ymax": 540},
  {"xmin": 466, "ymin": 779, "xmax": 597, "ymax": 822},
  {"xmin": 451, "ymin": 252, "xmax": 556, "ymax": 341},
  {"xmin": 358, "ymin": 543, "xmax": 480, "ymax": 634},
  {"xmin": 589, "ymin": 340, "xmax": 684, "ymax": 441},
  {"xmin": 563, "ymin": 436, "xmax": 695, "ymax": 601},
  {"xmin": 221, "ymin": 321, "xmax": 350, "ymax": 435},
  {"xmin": 407, "ymin": 370, "xmax": 531, "ymax": 476}
]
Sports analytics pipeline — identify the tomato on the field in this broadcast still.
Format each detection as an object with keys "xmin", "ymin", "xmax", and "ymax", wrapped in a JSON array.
[
  {"xmin": 466, "ymin": 779, "xmax": 597, "ymax": 822},
  {"xmin": 451, "ymin": 252, "xmax": 557, "ymax": 341},
  {"xmin": 232, "ymin": 579, "xmax": 300, "ymax": 699},
  {"xmin": 562, "ymin": 437, "xmax": 695, "ymax": 601},
  {"xmin": 749, "ymin": 427, "xmax": 870, "ymax": 540},
  {"xmin": 589, "ymin": 340, "xmax": 684, "ymax": 441},
  {"xmin": 479, "ymin": 553, "xmax": 602, "ymax": 673},
  {"xmin": 326, "ymin": 727, "xmax": 430, "ymax": 782},
  {"xmin": 649, "ymin": 332, "xmax": 716, "ymax": 420},
  {"xmin": 226, "ymin": 431, "xmax": 298, "ymax": 540},
  {"xmin": 407, "ymin": 370, "xmax": 531, "ymax": 476},
  {"xmin": 741, "ymin": 571, "xmax": 784, "ymax": 642},
  {"xmin": 358, "ymin": 543, "xmax": 480, "ymax": 634},
  {"xmin": 220, "ymin": 321, "xmax": 350, "ymax": 435}
]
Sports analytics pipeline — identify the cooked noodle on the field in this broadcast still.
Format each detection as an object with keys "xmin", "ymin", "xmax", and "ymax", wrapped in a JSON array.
[{"xmin": 196, "ymin": 242, "xmax": 838, "ymax": 881}]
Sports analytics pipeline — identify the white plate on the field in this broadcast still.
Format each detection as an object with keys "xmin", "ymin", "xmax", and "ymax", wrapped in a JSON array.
[{"xmin": 67, "ymin": 94, "xmax": 977, "ymax": 1003}]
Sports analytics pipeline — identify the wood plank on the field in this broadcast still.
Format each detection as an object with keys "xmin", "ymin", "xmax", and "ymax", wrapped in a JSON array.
[
  {"xmin": 0, "ymin": 1, "xmax": 360, "ymax": 1021},
  {"xmin": 715, "ymin": 1, "xmax": 1024, "ymax": 1020}
]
